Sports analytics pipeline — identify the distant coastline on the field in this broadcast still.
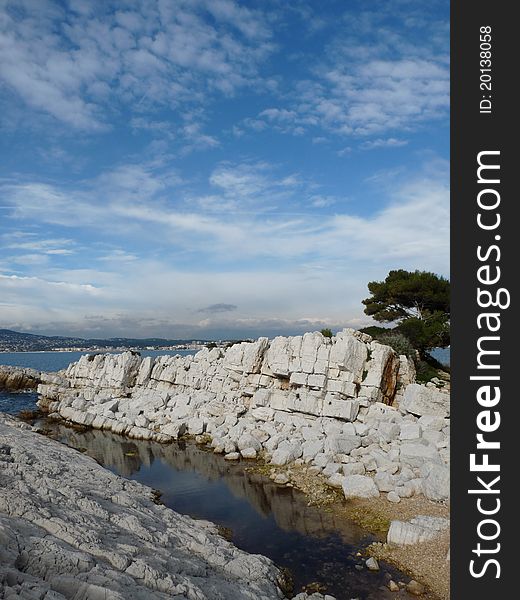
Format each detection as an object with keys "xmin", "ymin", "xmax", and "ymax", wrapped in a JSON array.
[{"xmin": 0, "ymin": 328, "xmax": 212, "ymax": 353}]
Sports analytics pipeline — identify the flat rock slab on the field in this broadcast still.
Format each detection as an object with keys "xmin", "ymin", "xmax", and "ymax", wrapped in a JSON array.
[
  {"xmin": 0, "ymin": 415, "xmax": 285, "ymax": 600},
  {"xmin": 401, "ymin": 384, "xmax": 450, "ymax": 418}
]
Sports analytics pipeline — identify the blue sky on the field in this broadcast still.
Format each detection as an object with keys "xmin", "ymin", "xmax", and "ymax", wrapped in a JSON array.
[{"xmin": 0, "ymin": 0, "xmax": 449, "ymax": 340}]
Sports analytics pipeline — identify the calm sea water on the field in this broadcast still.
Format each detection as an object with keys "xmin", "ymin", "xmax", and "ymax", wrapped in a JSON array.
[{"xmin": 430, "ymin": 347, "xmax": 450, "ymax": 366}]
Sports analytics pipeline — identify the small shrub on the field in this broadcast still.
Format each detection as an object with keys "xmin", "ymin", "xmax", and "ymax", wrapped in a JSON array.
[
  {"xmin": 377, "ymin": 332, "xmax": 416, "ymax": 358},
  {"xmin": 415, "ymin": 360, "xmax": 441, "ymax": 383},
  {"xmin": 320, "ymin": 328, "xmax": 333, "ymax": 338}
]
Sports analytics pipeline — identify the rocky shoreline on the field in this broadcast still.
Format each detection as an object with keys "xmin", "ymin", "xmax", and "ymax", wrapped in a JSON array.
[
  {"xmin": 36, "ymin": 329, "xmax": 450, "ymax": 505},
  {"xmin": 0, "ymin": 365, "xmax": 41, "ymax": 391},
  {"xmin": 1, "ymin": 329, "xmax": 451, "ymax": 598},
  {"xmin": 3, "ymin": 414, "xmax": 338, "ymax": 600}
]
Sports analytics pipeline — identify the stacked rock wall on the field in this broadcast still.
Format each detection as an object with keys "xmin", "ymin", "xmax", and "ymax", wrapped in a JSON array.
[{"xmin": 37, "ymin": 329, "xmax": 450, "ymax": 503}]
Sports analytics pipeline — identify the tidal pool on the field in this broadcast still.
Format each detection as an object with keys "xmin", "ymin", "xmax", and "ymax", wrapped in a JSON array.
[{"xmin": 39, "ymin": 420, "xmax": 420, "ymax": 599}]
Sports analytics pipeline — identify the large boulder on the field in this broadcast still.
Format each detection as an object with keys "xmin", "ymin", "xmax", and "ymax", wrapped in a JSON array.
[
  {"xmin": 265, "ymin": 336, "xmax": 302, "ymax": 376},
  {"xmin": 421, "ymin": 463, "xmax": 450, "ymax": 502},
  {"xmin": 401, "ymin": 384, "xmax": 450, "ymax": 418},
  {"xmin": 400, "ymin": 442, "xmax": 442, "ymax": 468},
  {"xmin": 0, "ymin": 366, "xmax": 41, "ymax": 391},
  {"xmin": 223, "ymin": 338, "xmax": 269, "ymax": 374},
  {"xmin": 325, "ymin": 435, "xmax": 362, "ymax": 456},
  {"xmin": 359, "ymin": 343, "xmax": 399, "ymax": 403},
  {"xmin": 329, "ymin": 332, "xmax": 367, "ymax": 381},
  {"xmin": 342, "ymin": 475, "xmax": 380, "ymax": 499},
  {"xmin": 271, "ymin": 441, "xmax": 303, "ymax": 466}
]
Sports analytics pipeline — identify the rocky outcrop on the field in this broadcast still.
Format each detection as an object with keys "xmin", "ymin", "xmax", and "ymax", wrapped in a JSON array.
[
  {"xmin": 0, "ymin": 365, "xmax": 41, "ymax": 391},
  {"xmin": 37, "ymin": 329, "xmax": 450, "ymax": 503},
  {"xmin": 0, "ymin": 414, "xmax": 288, "ymax": 600}
]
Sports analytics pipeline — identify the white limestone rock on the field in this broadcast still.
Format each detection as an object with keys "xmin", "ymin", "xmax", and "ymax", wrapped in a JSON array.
[
  {"xmin": 240, "ymin": 448, "xmax": 257, "ymax": 459},
  {"xmin": 300, "ymin": 332, "xmax": 324, "ymax": 374},
  {"xmin": 302, "ymin": 439, "xmax": 324, "ymax": 462},
  {"xmin": 327, "ymin": 473, "xmax": 345, "ymax": 489},
  {"xmin": 421, "ymin": 463, "xmax": 450, "ymax": 502},
  {"xmin": 387, "ymin": 515, "xmax": 449, "ymax": 546},
  {"xmin": 224, "ymin": 452, "xmax": 240, "ymax": 460},
  {"xmin": 329, "ymin": 332, "xmax": 367, "ymax": 381},
  {"xmin": 401, "ymin": 384, "xmax": 450, "ymax": 418},
  {"xmin": 342, "ymin": 475, "xmax": 380, "ymax": 499},
  {"xmin": 322, "ymin": 397, "xmax": 359, "ymax": 421},
  {"xmin": 342, "ymin": 463, "xmax": 365, "ymax": 476},
  {"xmin": 387, "ymin": 491, "xmax": 401, "ymax": 503},
  {"xmin": 289, "ymin": 372, "xmax": 308, "ymax": 386},
  {"xmin": 35, "ymin": 332, "xmax": 450, "ymax": 503},
  {"xmin": 223, "ymin": 338, "xmax": 269, "ymax": 374},
  {"xmin": 399, "ymin": 423, "xmax": 422, "ymax": 440},
  {"xmin": 361, "ymin": 343, "xmax": 399, "ymax": 403},
  {"xmin": 238, "ymin": 433, "xmax": 262, "ymax": 452},
  {"xmin": 400, "ymin": 442, "xmax": 442, "ymax": 468},
  {"xmin": 325, "ymin": 435, "xmax": 361, "ymax": 456},
  {"xmin": 271, "ymin": 441, "xmax": 303, "ymax": 466}
]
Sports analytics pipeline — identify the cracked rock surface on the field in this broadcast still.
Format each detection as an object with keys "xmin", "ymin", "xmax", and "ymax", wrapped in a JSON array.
[{"xmin": 0, "ymin": 415, "xmax": 286, "ymax": 600}]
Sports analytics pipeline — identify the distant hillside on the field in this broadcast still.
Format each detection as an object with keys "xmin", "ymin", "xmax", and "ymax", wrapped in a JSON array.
[{"xmin": 0, "ymin": 329, "xmax": 200, "ymax": 352}]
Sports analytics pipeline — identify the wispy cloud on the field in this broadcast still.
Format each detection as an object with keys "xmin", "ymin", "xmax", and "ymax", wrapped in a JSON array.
[
  {"xmin": 361, "ymin": 138, "xmax": 409, "ymax": 150},
  {"xmin": 237, "ymin": 6, "xmax": 448, "ymax": 141},
  {"xmin": 0, "ymin": 0, "xmax": 274, "ymax": 131},
  {"xmin": 1, "ymin": 157, "xmax": 448, "ymax": 266}
]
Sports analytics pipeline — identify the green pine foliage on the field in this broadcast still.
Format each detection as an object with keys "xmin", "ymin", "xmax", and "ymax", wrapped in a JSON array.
[{"xmin": 362, "ymin": 269, "xmax": 450, "ymax": 354}]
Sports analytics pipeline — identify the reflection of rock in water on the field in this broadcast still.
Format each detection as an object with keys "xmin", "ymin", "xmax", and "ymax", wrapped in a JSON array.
[{"xmin": 44, "ymin": 422, "xmax": 368, "ymax": 546}]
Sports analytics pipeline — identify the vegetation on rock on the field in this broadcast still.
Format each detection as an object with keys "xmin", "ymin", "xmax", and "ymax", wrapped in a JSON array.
[{"xmin": 360, "ymin": 270, "xmax": 450, "ymax": 382}]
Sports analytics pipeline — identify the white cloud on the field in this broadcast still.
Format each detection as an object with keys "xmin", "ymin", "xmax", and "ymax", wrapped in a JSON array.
[
  {"xmin": 0, "ymin": 155, "xmax": 448, "ymax": 337},
  {"xmin": 1, "ymin": 158, "xmax": 448, "ymax": 270},
  {"xmin": 179, "ymin": 122, "xmax": 220, "ymax": 155},
  {"xmin": 0, "ymin": 0, "xmax": 274, "ymax": 130},
  {"xmin": 99, "ymin": 250, "xmax": 138, "ymax": 263},
  {"xmin": 237, "ymin": 9, "xmax": 448, "ymax": 141},
  {"xmin": 361, "ymin": 138, "xmax": 408, "ymax": 150},
  {"xmin": 2, "ymin": 234, "xmax": 75, "ymax": 255},
  {"xmin": 0, "ymin": 273, "xmax": 101, "ymax": 300},
  {"xmin": 309, "ymin": 195, "xmax": 336, "ymax": 208}
]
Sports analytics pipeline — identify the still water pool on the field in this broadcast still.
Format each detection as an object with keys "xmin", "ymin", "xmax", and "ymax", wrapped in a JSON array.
[{"xmin": 39, "ymin": 421, "xmax": 418, "ymax": 599}]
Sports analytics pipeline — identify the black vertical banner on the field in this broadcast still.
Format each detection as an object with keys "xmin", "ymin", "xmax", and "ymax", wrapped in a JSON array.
[{"xmin": 451, "ymin": 2, "xmax": 517, "ymax": 598}]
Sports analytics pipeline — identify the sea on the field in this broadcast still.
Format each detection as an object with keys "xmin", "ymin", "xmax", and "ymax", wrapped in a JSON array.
[{"xmin": 430, "ymin": 346, "xmax": 450, "ymax": 366}]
